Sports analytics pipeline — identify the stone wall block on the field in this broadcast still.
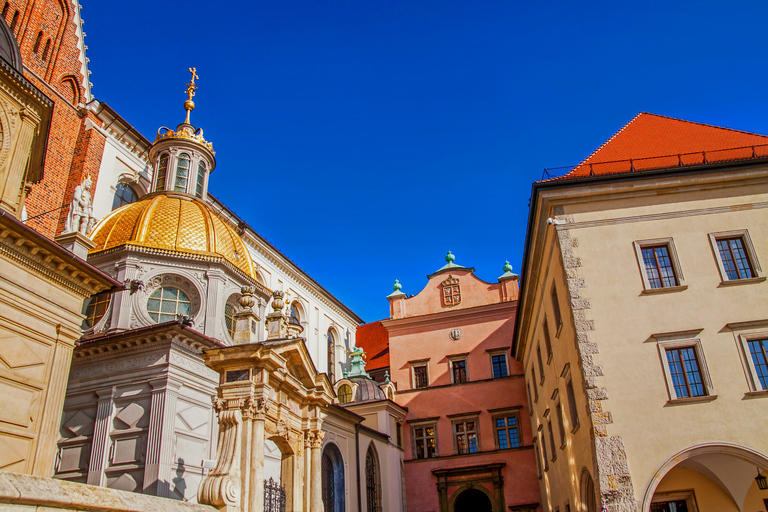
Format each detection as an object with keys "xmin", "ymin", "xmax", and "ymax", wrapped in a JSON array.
[
  {"xmin": 589, "ymin": 401, "xmax": 603, "ymax": 413},
  {"xmin": 571, "ymin": 298, "xmax": 591, "ymax": 310},
  {"xmin": 576, "ymin": 331, "xmax": 591, "ymax": 344},
  {"xmin": 592, "ymin": 412, "xmax": 613, "ymax": 425},
  {"xmin": 578, "ymin": 341, "xmax": 599, "ymax": 355},
  {"xmin": 571, "ymin": 238, "xmax": 579, "ymax": 248},
  {"xmin": 575, "ymin": 319, "xmax": 595, "ymax": 332},
  {"xmin": 564, "ymin": 257, "xmax": 582, "ymax": 269},
  {"xmin": 566, "ymin": 268, "xmax": 578, "ymax": 279},
  {"xmin": 593, "ymin": 425, "xmax": 608, "ymax": 437},
  {"xmin": 587, "ymin": 387, "xmax": 609, "ymax": 401}
]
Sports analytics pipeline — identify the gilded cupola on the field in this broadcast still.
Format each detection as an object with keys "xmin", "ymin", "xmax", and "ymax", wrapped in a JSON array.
[
  {"xmin": 149, "ymin": 67, "xmax": 216, "ymax": 199},
  {"xmin": 88, "ymin": 69, "xmax": 257, "ymax": 281}
]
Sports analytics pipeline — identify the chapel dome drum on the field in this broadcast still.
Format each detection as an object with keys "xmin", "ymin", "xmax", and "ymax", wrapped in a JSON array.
[{"xmin": 88, "ymin": 191, "xmax": 255, "ymax": 279}]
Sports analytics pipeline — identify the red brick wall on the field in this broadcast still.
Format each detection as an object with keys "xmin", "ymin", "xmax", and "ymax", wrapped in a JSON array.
[{"xmin": 1, "ymin": 0, "xmax": 105, "ymax": 237}]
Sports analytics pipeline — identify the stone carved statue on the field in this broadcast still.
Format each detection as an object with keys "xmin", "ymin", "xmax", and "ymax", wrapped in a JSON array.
[{"xmin": 64, "ymin": 176, "xmax": 96, "ymax": 235}]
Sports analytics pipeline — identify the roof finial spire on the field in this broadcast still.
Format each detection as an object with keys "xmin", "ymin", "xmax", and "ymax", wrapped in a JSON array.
[{"xmin": 184, "ymin": 67, "xmax": 198, "ymax": 125}]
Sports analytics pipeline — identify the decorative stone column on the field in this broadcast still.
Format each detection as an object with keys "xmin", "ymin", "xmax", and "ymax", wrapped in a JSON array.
[
  {"xmin": 143, "ymin": 379, "xmax": 181, "ymax": 496},
  {"xmin": 304, "ymin": 432, "xmax": 312, "ymax": 512},
  {"xmin": 87, "ymin": 386, "xmax": 116, "ymax": 486},
  {"xmin": 310, "ymin": 431, "xmax": 324, "ymax": 512},
  {"xmin": 204, "ymin": 268, "xmax": 227, "ymax": 338},
  {"xmin": 246, "ymin": 403, "xmax": 266, "ymax": 512}
]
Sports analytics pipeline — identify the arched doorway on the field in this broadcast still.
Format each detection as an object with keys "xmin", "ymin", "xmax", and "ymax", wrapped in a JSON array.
[
  {"xmin": 454, "ymin": 487, "xmax": 492, "ymax": 512},
  {"xmin": 322, "ymin": 443, "xmax": 345, "ymax": 512},
  {"xmin": 642, "ymin": 442, "xmax": 768, "ymax": 512},
  {"xmin": 581, "ymin": 469, "xmax": 597, "ymax": 512}
]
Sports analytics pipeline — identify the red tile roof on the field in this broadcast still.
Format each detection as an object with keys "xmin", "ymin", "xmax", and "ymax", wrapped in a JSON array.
[
  {"xmin": 558, "ymin": 113, "xmax": 768, "ymax": 180},
  {"xmin": 356, "ymin": 321, "xmax": 389, "ymax": 371}
]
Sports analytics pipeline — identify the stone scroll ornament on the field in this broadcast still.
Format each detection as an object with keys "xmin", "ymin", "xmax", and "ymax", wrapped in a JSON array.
[
  {"xmin": 64, "ymin": 175, "xmax": 97, "ymax": 235},
  {"xmin": 198, "ymin": 407, "xmax": 242, "ymax": 510}
]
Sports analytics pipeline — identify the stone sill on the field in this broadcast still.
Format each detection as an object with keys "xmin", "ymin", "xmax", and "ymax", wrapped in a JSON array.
[
  {"xmin": 718, "ymin": 276, "xmax": 766, "ymax": 287},
  {"xmin": 641, "ymin": 284, "xmax": 688, "ymax": 295},
  {"xmin": 665, "ymin": 395, "xmax": 718, "ymax": 406},
  {"xmin": 744, "ymin": 390, "xmax": 768, "ymax": 399}
]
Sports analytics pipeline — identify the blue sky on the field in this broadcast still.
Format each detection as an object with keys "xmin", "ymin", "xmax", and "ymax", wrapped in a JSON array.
[{"xmin": 84, "ymin": 1, "xmax": 768, "ymax": 322}]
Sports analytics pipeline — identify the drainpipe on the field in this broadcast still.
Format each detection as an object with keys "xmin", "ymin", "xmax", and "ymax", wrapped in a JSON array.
[{"xmin": 356, "ymin": 423, "xmax": 362, "ymax": 512}]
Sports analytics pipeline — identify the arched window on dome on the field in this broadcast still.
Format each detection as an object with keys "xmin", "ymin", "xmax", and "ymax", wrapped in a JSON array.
[
  {"xmin": 327, "ymin": 329, "xmax": 336, "ymax": 382},
  {"xmin": 175, "ymin": 152, "xmax": 190, "ymax": 192},
  {"xmin": 155, "ymin": 154, "xmax": 168, "ymax": 191},
  {"xmin": 147, "ymin": 287, "xmax": 191, "ymax": 323},
  {"xmin": 337, "ymin": 384, "xmax": 352, "ymax": 404},
  {"xmin": 112, "ymin": 182, "xmax": 138, "ymax": 211},
  {"xmin": 195, "ymin": 160, "xmax": 206, "ymax": 198}
]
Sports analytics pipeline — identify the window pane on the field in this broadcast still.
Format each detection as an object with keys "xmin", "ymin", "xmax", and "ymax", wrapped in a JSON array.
[
  {"xmin": 748, "ymin": 339, "xmax": 768, "ymax": 390},
  {"xmin": 497, "ymin": 429, "xmax": 508, "ymax": 449},
  {"xmin": 718, "ymin": 238, "xmax": 753, "ymax": 280},
  {"xmin": 642, "ymin": 246, "xmax": 677, "ymax": 288},
  {"xmin": 175, "ymin": 153, "xmax": 190, "ymax": 192}
]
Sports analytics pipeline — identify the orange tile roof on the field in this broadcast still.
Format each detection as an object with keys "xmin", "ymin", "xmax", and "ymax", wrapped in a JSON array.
[
  {"xmin": 356, "ymin": 321, "xmax": 389, "ymax": 371},
  {"xmin": 558, "ymin": 113, "xmax": 768, "ymax": 180}
]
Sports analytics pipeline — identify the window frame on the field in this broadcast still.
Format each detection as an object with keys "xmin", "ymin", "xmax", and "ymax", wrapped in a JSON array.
[
  {"xmin": 411, "ymin": 421, "xmax": 438, "ymax": 459},
  {"xmin": 537, "ymin": 425, "xmax": 549, "ymax": 471},
  {"xmin": 729, "ymin": 320, "xmax": 768, "ymax": 396},
  {"xmin": 492, "ymin": 411, "xmax": 521, "ymax": 450},
  {"xmin": 174, "ymin": 152, "xmax": 191, "ymax": 193},
  {"xmin": 536, "ymin": 343, "xmax": 545, "ymax": 384},
  {"xmin": 550, "ymin": 283, "xmax": 563, "ymax": 336},
  {"xmin": 543, "ymin": 316, "xmax": 554, "ymax": 363},
  {"xmin": 489, "ymin": 349, "xmax": 509, "ymax": 379},
  {"xmin": 410, "ymin": 361, "xmax": 430, "ymax": 389},
  {"xmin": 451, "ymin": 416, "xmax": 479, "ymax": 455},
  {"xmin": 708, "ymin": 230, "xmax": 764, "ymax": 284},
  {"xmin": 561, "ymin": 364, "xmax": 580, "ymax": 433},
  {"xmin": 111, "ymin": 181, "xmax": 138, "ymax": 211},
  {"xmin": 633, "ymin": 238, "xmax": 687, "ymax": 293},
  {"xmin": 653, "ymin": 330, "xmax": 716, "ymax": 403}
]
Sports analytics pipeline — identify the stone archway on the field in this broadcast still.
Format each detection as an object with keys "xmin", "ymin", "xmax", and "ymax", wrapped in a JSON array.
[
  {"xmin": 452, "ymin": 487, "xmax": 493, "ymax": 512},
  {"xmin": 641, "ymin": 442, "xmax": 768, "ymax": 512}
]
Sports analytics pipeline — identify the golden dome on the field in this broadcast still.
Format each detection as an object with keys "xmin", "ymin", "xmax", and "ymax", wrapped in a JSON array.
[{"xmin": 89, "ymin": 192, "xmax": 255, "ymax": 279}]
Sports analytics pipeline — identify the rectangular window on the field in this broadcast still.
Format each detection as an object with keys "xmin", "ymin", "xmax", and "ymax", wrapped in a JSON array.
[
  {"xmin": 494, "ymin": 414, "xmax": 520, "ymax": 450},
  {"xmin": 709, "ymin": 231, "xmax": 763, "ymax": 284},
  {"xmin": 396, "ymin": 422, "xmax": 402, "ymax": 447},
  {"xmin": 453, "ymin": 419, "xmax": 478, "ymax": 454},
  {"xmin": 666, "ymin": 347, "xmax": 706, "ymax": 398},
  {"xmin": 748, "ymin": 338, "xmax": 768, "ymax": 390},
  {"xmin": 642, "ymin": 245, "xmax": 678, "ymax": 288},
  {"xmin": 538, "ymin": 426, "xmax": 549, "ymax": 471},
  {"xmin": 534, "ymin": 441, "xmax": 542, "ymax": 478},
  {"xmin": 717, "ymin": 237, "xmax": 754, "ymax": 280},
  {"xmin": 564, "ymin": 371, "xmax": 579, "ymax": 432},
  {"xmin": 536, "ymin": 344, "xmax": 545, "ymax": 384},
  {"xmin": 451, "ymin": 359, "xmax": 468, "ymax": 384},
  {"xmin": 526, "ymin": 380, "xmax": 534, "ymax": 412},
  {"xmin": 530, "ymin": 370, "xmax": 539, "ymax": 403},
  {"xmin": 555, "ymin": 401, "xmax": 566, "ymax": 447},
  {"xmin": 412, "ymin": 424, "xmax": 437, "ymax": 459},
  {"xmin": 547, "ymin": 420, "xmax": 557, "ymax": 462},
  {"xmin": 543, "ymin": 317, "xmax": 553, "ymax": 362},
  {"xmin": 551, "ymin": 283, "xmax": 562, "ymax": 333},
  {"xmin": 491, "ymin": 353, "xmax": 508, "ymax": 378},
  {"xmin": 412, "ymin": 365, "xmax": 429, "ymax": 389}
]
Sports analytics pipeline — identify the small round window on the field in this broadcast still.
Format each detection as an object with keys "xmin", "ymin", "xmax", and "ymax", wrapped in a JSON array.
[
  {"xmin": 225, "ymin": 303, "xmax": 236, "ymax": 338},
  {"xmin": 147, "ymin": 287, "xmax": 191, "ymax": 323},
  {"xmin": 84, "ymin": 292, "xmax": 111, "ymax": 328},
  {"xmin": 338, "ymin": 384, "xmax": 352, "ymax": 404}
]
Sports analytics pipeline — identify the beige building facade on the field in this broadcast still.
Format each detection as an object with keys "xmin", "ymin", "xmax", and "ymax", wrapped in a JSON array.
[{"xmin": 514, "ymin": 113, "xmax": 768, "ymax": 512}]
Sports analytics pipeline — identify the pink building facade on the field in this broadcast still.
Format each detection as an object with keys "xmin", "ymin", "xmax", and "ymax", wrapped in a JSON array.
[{"xmin": 360, "ymin": 253, "xmax": 540, "ymax": 512}]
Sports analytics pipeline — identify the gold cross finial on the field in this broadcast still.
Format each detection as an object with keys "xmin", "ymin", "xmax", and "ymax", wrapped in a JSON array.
[{"xmin": 185, "ymin": 67, "xmax": 198, "ymax": 101}]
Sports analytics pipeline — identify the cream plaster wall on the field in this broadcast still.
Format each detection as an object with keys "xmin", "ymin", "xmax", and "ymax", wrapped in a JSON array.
[{"xmin": 519, "ymin": 165, "xmax": 768, "ymax": 512}]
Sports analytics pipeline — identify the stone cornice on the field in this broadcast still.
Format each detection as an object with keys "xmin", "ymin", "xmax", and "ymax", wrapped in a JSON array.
[{"xmin": 0, "ymin": 211, "xmax": 120, "ymax": 297}]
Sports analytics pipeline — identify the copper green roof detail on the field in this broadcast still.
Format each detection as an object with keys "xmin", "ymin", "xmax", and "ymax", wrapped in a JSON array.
[
  {"xmin": 498, "ymin": 260, "xmax": 519, "ymax": 281},
  {"xmin": 431, "ymin": 250, "xmax": 467, "ymax": 276},
  {"xmin": 387, "ymin": 278, "xmax": 406, "ymax": 298},
  {"xmin": 346, "ymin": 344, "xmax": 370, "ymax": 378}
]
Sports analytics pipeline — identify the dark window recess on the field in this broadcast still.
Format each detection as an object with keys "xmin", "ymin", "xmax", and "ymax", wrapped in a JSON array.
[
  {"xmin": 41, "ymin": 38, "xmax": 50, "ymax": 61},
  {"xmin": 650, "ymin": 501, "xmax": 688, "ymax": 512},
  {"xmin": 33, "ymin": 31, "xmax": 42, "ymax": 54},
  {"xmin": 452, "ymin": 359, "xmax": 467, "ymax": 383},
  {"xmin": 226, "ymin": 370, "xmax": 250, "ymax": 382},
  {"xmin": 551, "ymin": 283, "xmax": 562, "ymax": 329},
  {"xmin": 413, "ymin": 425, "xmax": 437, "ymax": 459},
  {"xmin": 413, "ymin": 365, "xmax": 428, "ymax": 388},
  {"xmin": 543, "ymin": 317, "xmax": 553, "ymax": 360},
  {"xmin": 565, "ymin": 379, "xmax": 579, "ymax": 429},
  {"xmin": 10, "ymin": 11, "xmax": 18, "ymax": 33}
]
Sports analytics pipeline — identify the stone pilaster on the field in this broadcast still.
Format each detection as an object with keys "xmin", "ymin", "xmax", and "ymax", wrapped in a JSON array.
[
  {"xmin": 552, "ymin": 211, "xmax": 637, "ymax": 512},
  {"xmin": 304, "ymin": 432, "xmax": 312, "ymax": 512},
  {"xmin": 111, "ymin": 258, "xmax": 139, "ymax": 330},
  {"xmin": 205, "ymin": 269, "xmax": 227, "ymax": 338},
  {"xmin": 310, "ymin": 431, "xmax": 324, "ymax": 512},
  {"xmin": 87, "ymin": 386, "xmax": 116, "ymax": 486},
  {"xmin": 143, "ymin": 379, "xmax": 181, "ymax": 497},
  {"xmin": 1, "ymin": 105, "xmax": 40, "ymax": 215}
]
